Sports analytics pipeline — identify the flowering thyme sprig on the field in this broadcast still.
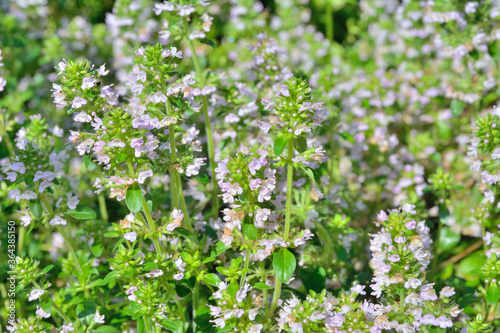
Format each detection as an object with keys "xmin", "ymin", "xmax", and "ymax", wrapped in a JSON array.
[
  {"xmin": 371, "ymin": 206, "xmax": 461, "ymax": 331},
  {"xmin": 156, "ymin": 0, "xmax": 220, "ymax": 219},
  {"xmin": 261, "ymin": 77, "xmax": 326, "ymax": 319}
]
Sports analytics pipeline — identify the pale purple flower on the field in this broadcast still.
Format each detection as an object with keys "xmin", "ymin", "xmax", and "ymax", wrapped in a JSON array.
[
  {"xmin": 28, "ymin": 289, "xmax": 44, "ymax": 301},
  {"xmin": 439, "ymin": 286, "xmax": 455, "ymax": 297},
  {"xmin": 154, "ymin": 1, "xmax": 175, "ymax": 15},
  {"xmin": 377, "ymin": 210, "xmax": 388, "ymax": 221},
  {"xmin": 405, "ymin": 221, "xmax": 416, "ymax": 230},
  {"xmin": 124, "ymin": 231, "xmax": 138, "ymax": 242},
  {"xmin": 94, "ymin": 311, "xmax": 105, "ymax": 324},
  {"xmin": 71, "ymin": 97, "xmax": 87, "ymax": 109},
  {"xmin": 179, "ymin": 5, "xmax": 195, "ymax": 17},
  {"xmin": 81, "ymin": 77, "xmax": 96, "ymax": 89},
  {"xmin": 402, "ymin": 203, "xmax": 416, "ymax": 215},
  {"xmin": 36, "ymin": 306, "xmax": 51, "ymax": 318},
  {"xmin": 326, "ymin": 313, "xmax": 345, "ymax": 328},
  {"xmin": 49, "ymin": 215, "xmax": 67, "ymax": 226},
  {"xmin": 138, "ymin": 170, "xmax": 153, "ymax": 184}
]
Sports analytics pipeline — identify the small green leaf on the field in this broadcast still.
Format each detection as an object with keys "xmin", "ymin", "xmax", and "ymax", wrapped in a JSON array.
[
  {"xmin": 200, "ymin": 38, "xmax": 216, "ymax": 48},
  {"xmin": 274, "ymin": 136, "xmax": 290, "ymax": 156},
  {"xmin": 173, "ymin": 228, "xmax": 198, "ymax": 244},
  {"xmin": 103, "ymin": 232, "xmax": 120, "ymax": 238},
  {"xmin": 302, "ymin": 166, "xmax": 324, "ymax": 192},
  {"xmin": 159, "ymin": 319, "xmax": 180, "ymax": 331},
  {"xmin": 137, "ymin": 318, "xmax": 145, "ymax": 333},
  {"xmin": 439, "ymin": 226, "xmax": 461, "ymax": 252},
  {"xmin": 450, "ymin": 99, "xmax": 466, "ymax": 117},
  {"xmin": 126, "ymin": 183, "xmax": 143, "ymax": 213},
  {"xmin": 487, "ymin": 285, "xmax": 500, "ymax": 305},
  {"xmin": 202, "ymin": 257, "xmax": 215, "ymax": 264},
  {"xmin": 294, "ymin": 136, "xmax": 307, "ymax": 153},
  {"xmin": 211, "ymin": 241, "xmax": 231, "ymax": 257},
  {"xmin": 84, "ymin": 154, "xmax": 91, "ymax": 169},
  {"xmin": 437, "ymin": 120, "xmax": 452, "ymax": 141},
  {"xmin": 89, "ymin": 279, "xmax": 106, "ymax": 288},
  {"xmin": 95, "ymin": 326, "xmax": 120, "ymax": 333},
  {"xmin": 116, "ymin": 153, "xmax": 128, "ymax": 164},
  {"xmin": 91, "ymin": 242, "xmax": 103, "ymax": 257},
  {"xmin": 340, "ymin": 132, "xmax": 354, "ymax": 143},
  {"xmin": 40, "ymin": 299, "xmax": 52, "ymax": 313},
  {"xmin": 112, "ymin": 238, "xmax": 126, "ymax": 252},
  {"xmin": 194, "ymin": 173, "xmax": 209, "ymax": 184},
  {"xmin": 29, "ymin": 199, "xmax": 43, "ymax": 218},
  {"xmin": 40, "ymin": 265, "xmax": 54, "ymax": 276},
  {"xmin": 181, "ymin": 252, "xmax": 193, "ymax": 263},
  {"xmin": 204, "ymin": 273, "xmax": 222, "ymax": 286},
  {"xmin": 273, "ymin": 248, "xmax": 296, "ymax": 283},
  {"xmin": 228, "ymin": 280, "xmax": 239, "ymax": 297},
  {"xmin": 216, "ymin": 267, "xmax": 228, "ymax": 275},
  {"xmin": 76, "ymin": 299, "xmax": 96, "ymax": 321},
  {"xmin": 175, "ymin": 280, "xmax": 194, "ymax": 297},
  {"xmin": 65, "ymin": 205, "xmax": 97, "ymax": 220},
  {"xmin": 254, "ymin": 282, "xmax": 273, "ymax": 290},
  {"xmin": 14, "ymin": 284, "xmax": 26, "ymax": 293},
  {"xmin": 242, "ymin": 224, "xmax": 258, "ymax": 240}
]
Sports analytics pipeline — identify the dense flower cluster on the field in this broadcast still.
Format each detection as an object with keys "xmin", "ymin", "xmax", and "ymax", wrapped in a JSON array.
[{"xmin": 2, "ymin": 0, "xmax": 500, "ymax": 332}]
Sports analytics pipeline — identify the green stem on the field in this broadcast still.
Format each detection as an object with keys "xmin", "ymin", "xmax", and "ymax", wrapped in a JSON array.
[
  {"xmin": 98, "ymin": 193, "xmax": 108, "ymax": 224},
  {"xmin": 56, "ymin": 225, "xmax": 85, "ymax": 277},
  {"xmin": 325, "ymin": 1, "xmax": 334, "ymax": 41},
  {"xmin": 162, "ymin": 82, "xmax": 180, "ymax": 210},
  {"xmin": 142, "ymin": 197, "xmax": 164, "ymax": 255},
  {"xmin": 260, "ymin": 261, "xmax": 268, "ymax": 303},
  {"xmin": 174, "ymin": 170, "xmax": 193, "ymax": 232},
  {"xmin": 170, "ymin": 169, "xmax": 179, "ymax": 208},
  {"xmin": 2, "ymin": 133, "xmax": 15, "ymax": 155},
  {"xmin": 144, "ymin": 317, "xmax": 153, "ymax": 333},
  {"xmin": 85, "ymin": 321, "xmax": 95, "ymax": 333},
  {"xmin": 265, "ymin": 280, "xmax": 282, "ymax": 319},
  {"xmin": 482, "ymin": 222, "xmax": 488, "ymax": 253},
  {"xmin": 126, "ymin": 158, "xmax": 164, "ymax": 254},
  {"xmin": 491, "ymin": 303, "xmax": 499, "ymax": 322},
  {"xmin": 183, "ymin": 18, "xmax": 202, "ymax": 74},
  {"xmin": 430, "ymin": 215, "xmax": 443, "ymax": 279},
  {"xmin": 239, "ymin": 248, "xmax": 252, "ymax": 286},
  {"xmin": 283, "ymin": 139, "xmax": 294, "ymax": 241},
  {"xmin": 266, "ymin": 139, "xmax": 294, "ymax": 318},
  {"xmin": 164, "ymin": 100, "xmax": 191, "ymax": 231},
  {"xmin": 315, "ymin": 222, "xmax": 332, "ymax": 264},
  {"xmin": 53, "ymin": 303, "xmax": 78, "ymax": 330},
  {"xmin": 166, "ymin": 283, "xmax": 186, "ymax": 325},
  {"xmin": 39, "ymin": 193, "xmax": 54, "ymax": 216},
  {"xmin": 183, "ymin": 17, "xmax": 219, "ymax": 219},
  {"xmin": 192, "ymin": 279, "xmax": 200, "ymax": 333},
  {"xmin": 169, "ymin": 125, "xmax": 179, "ymax": 210},
  {"xmin": 40, "ymin": 194, "xmax": 84, "ymax": 277},
  {"xmin": 399, "ymin": 288, "xmax": 405, "ymax": 313},
  {"xmin": 201, "ymin": 95, "xmax": 219, "ymax": 219},
  {"xmin": 18, "ymin": 226, "xmax": 25, "ymax": 255},
  {"xmin": 126, "ymin": 158, "xmax": 136, "ymax": 177}
]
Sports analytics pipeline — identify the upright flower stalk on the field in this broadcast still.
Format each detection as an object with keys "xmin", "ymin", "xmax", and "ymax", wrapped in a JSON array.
[
  {"xmin": 153, "ymin": 2, "xmax": 219, "ymax": 219},
  {"xmin": 284, "ymin": 139, "xmax": 294, "ymax": 240},
  {"xmin": 259, "ymin": 78, "xmax": 327, "ymax": 318},
  {"xmin": 183, "ymin": 17, "xmax": 219, "ymax": 219},
  {"xmin": 266, "ymin": 138, "xmax": 295, "ymax": 317}
]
